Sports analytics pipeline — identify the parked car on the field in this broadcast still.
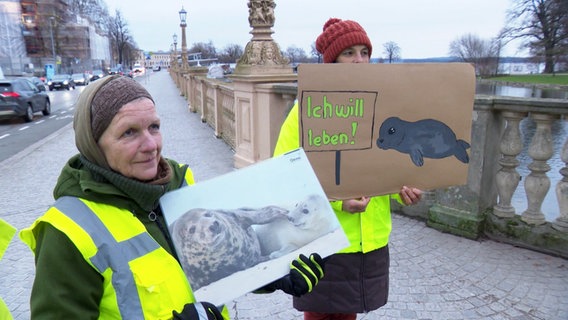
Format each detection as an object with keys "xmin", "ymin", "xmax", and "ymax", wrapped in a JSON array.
[
  {"xmin": 91, "ymin": 70, "xmax": 105, "ymax": 81},
  {"xmin": 108, "ymin": 67, "xmax": 123, "ymax": 75},
  {"xmin": 25, "ymin": 76, "xmax": 47, "ymax": 91},
  {"xmin": 48, "ymin": 74, "xmax": 75, "ymax": 91},
  {"xmin": 0, "ymin": 78, "xmax": 51, "ymax": 122},
  {"xmin": 132, "ymin": 63, "xmax": 145, "ymax": 75},
  {"xmin": 152, "ymin": 65, "xmax": 161, "ymax": 71},
  {"xmin": 71, "ymin": 73, "xmax": 89, "ymax": 86}
]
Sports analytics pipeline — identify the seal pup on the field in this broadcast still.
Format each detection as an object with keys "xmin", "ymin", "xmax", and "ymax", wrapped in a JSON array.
[
  {"xmin": 376, "ymin": 116, "xmax": 470, "ymax": 167},
  {"xmin": 169, "ymin": 205, "xmax": 288, "ymax": 290},
  {"xmin": 253, "ymin": 194, "xmax": 338, "ymax": 259}
]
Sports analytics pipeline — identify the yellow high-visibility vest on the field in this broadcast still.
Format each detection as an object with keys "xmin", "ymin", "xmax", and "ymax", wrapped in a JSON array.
[
  {"xmin": 20, "ymin": 167, "xmax": 230, "ymax": 319},
  {"xmin": 0, "ymin": 218, "xmax": 16, "ymax": 320}
]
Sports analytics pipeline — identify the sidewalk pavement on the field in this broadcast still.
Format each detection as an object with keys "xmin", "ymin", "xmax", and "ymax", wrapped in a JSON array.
[{"xmin": 0, "ymin": 71, "xmax": 566, "ymax": 320}]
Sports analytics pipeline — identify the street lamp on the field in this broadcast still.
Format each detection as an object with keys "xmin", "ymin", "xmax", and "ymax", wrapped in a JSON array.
[
  {"xmin": 172, "ymin": 33, "xmax": 178, "ymax": 70},
  {"xmin": 49, "ymin": 17, "xmax": 56, "ymax": 66},
  {"xmin": 178, "ymin": 6, "xmax": 188, "ymax": 70}
]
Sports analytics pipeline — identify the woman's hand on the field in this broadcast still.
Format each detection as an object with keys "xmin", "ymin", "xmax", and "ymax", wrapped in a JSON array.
[
  {"xmin": 399, "ymin": 186, "xmax": 422, "ymax": 205},
  {"xmin": 342, "ymin": 197, "xmax": 371, "ymax": 213}
]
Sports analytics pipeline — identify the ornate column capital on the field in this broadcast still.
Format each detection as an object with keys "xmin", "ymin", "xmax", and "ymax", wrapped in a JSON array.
[{"xmin": 234, "ymin": 0, "xmax": 292, "ymax": 75}]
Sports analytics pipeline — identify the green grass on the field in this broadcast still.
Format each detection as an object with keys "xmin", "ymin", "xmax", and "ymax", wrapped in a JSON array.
[{"xmin": 487, "ymin": 74, "xmax": 568, "ymax": 86}]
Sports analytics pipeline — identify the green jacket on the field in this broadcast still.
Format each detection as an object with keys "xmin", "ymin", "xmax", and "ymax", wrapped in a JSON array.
[
  {"xmin": 274, "ymin": 103, "xmax": 400, "ymax": 253},
  {"xmin": 20, "ymin": 154, "xmax": 194, "ymax": 319}
]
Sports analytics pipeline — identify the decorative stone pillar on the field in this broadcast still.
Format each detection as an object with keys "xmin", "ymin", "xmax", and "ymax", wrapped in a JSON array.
[
  {"xmin": 230, "ymin": 0, "xmax": 297, "ymax": 168},
  {"xmin": 234, "ymin": 0, "xmax": 292, "ymax": 75},
  {"xmin": 493, "ymin": 111, "xmax": 526, "ymax": 217},
  {"xmin": 521, "ymin": 113, "xmax": 556, "ymax": 225},
  {"xmin": 553, "ymin": 135, "xmax": 568, "ymax": 231}
]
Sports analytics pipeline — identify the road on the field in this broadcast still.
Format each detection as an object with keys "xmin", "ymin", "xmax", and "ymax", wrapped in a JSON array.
[{"xmin": 0, "ymin": 85, "xmax": 85, "ymax": 162}]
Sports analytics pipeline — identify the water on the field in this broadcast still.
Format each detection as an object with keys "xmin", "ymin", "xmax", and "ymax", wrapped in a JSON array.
[
  {"xmin": 476, "ymin": 82, "xmax": 568, "ymax": 99},
  {"xmin": 476, "ymin": 83, "xmax": 567, "ymax": 222}
]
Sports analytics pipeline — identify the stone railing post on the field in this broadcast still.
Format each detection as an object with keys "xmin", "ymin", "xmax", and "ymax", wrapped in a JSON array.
[
  {"xmin": 230, "ymin": 0, "xmax": 297, "ymax": 168},
  {"xmin": 426, "ymin": 97, "xmax": 501, "ymax": 239},
  {"xmin": 493, "ymin": 111, "xmax": 527, "ymax": 217},
  {"xmin": 189, "ymin": 67, "xmax": 208, "ymax": 110},
  {"xmin": 521, "ymin": 113, "xmax": 557, "ymax": 225},
  {"xmin": 553, "ymin": 134, "xmax": 568, "ymax": 231}
]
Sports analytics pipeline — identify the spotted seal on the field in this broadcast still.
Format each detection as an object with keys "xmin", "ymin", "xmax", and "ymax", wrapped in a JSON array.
[
  {"xmin": 169, "ymin": 205, "xmax": 288, "ymax": 291},
  {"xmin": 376, "ymin": 116, "xmax": 470, "ymax": 167}
]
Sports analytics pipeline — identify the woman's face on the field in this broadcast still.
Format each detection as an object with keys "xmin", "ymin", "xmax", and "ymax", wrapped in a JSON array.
[
  {"xmin": 98, "ymin": 97, "xmax": 162, "ymax": 181},
  {"xmin": 335, "ymin": 45, "xmax": 370, "ymax": 64}
]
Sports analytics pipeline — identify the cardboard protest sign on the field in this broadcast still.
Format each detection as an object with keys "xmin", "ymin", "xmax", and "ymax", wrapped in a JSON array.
[
  {"xmin": 160, "ymin": 148, "xmax": 348, "ymax": 306},
  {"xmin": 298, "ymin": 63, "xmax": 475, "ymax": 200}
]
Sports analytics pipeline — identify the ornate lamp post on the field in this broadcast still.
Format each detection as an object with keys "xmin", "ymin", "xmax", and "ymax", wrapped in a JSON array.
[
  {"xmin": 178, "ymin": 7, "xmax": 188, "ymax": 71},
  {"xmin": 172, "ymin": 33, "xmax": 178, "ymax": 70}
]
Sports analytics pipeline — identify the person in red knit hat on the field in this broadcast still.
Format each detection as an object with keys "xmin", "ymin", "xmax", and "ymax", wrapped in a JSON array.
[{"xmin": 273, "ymin": 18, "xmax": 423, "ymax": 320}]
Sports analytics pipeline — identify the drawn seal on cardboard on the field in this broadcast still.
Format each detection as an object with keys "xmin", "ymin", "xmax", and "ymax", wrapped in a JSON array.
[
  {"xmin": 376, "ymin": 116, "xmax": 470, "ymax": 167},
  {"xmin": 170, "ymin": 205, "xmax": 288, "ymax": 290}
]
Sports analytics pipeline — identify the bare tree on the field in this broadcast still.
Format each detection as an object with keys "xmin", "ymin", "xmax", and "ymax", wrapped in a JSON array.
[
  {"xmin": 189, "ymin": 41, "xmax": 218, "ymax": 60},
  {"xmin": 218, "ymin": 44, "xmax": 244, "ymax": 63},
  {"xmin": 310, "ymin": 42, "xmax": 322, "ymax": 63},
  {"xmin": 383, "ymin": 41, "xmax": 401, "ymax": 63},
  {"xmin": 285, "ymin": 45, "xmax": 308, "ymax": 64},
  {"xmin": 449, "ymin": 33, "xmax": 501, "ymax": 76},
  {"xmin": 107, "ymin": 10, "xmax": 132, "ymax": 66},
  {"xmin": 500, "ymin": 0, "xmax": 568, "ymax": 73}
]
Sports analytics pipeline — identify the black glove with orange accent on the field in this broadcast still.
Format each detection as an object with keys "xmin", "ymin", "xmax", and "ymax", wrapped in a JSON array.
[
  {"xmin": 264, "ymin": 253, "xmax": 325, "ymax": 297},
  {"xmin": 172, "ymin": 302, "xmax": 223, "ymax": 320}
]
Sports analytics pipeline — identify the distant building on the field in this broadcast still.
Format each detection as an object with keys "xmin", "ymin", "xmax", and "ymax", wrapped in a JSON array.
[
  {"xmin": 143, "ymin": 51, "xmax": 172, "ymax": 69},
  {"xmin": 498, "ymin": 62, "xmax": 545, "ymax": 75},
  {"xmin": 0, "ymin": 0, "xmax": 112, "ymax": 76}
]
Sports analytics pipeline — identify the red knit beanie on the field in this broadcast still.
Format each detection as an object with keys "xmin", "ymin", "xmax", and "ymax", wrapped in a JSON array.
[{"xmin": 316, "ymin": 18, "xmax": 373, "ymax": 63}]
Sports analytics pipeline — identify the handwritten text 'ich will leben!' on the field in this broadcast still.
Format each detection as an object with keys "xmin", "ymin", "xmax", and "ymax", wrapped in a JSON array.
[{"xmin": 305, "ymin": 95, "xmax": 365, "ymax": 147}]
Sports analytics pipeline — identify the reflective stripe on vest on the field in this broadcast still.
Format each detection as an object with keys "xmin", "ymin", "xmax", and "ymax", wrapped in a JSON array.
[{"xmin": 54, "ymin": 196, "xmax": 155, "ymax": 319}]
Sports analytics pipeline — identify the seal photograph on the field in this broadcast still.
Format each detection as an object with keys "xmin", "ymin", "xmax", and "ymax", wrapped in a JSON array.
[{"xmin": 159, "ymin": 148, "xmax": 349, "ymax": 305}]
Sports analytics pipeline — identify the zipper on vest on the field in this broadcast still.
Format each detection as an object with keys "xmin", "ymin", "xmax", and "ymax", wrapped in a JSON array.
[{"xmin": 150, "ymin": 208, "xmax": 182, "ymax": 263}]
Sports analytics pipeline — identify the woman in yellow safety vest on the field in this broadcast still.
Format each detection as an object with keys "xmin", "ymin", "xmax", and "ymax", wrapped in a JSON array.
[
  {"xmin": 20, "ymin": 75, "xmax": 324, "ymax": 320},
  {"xmin": 273, "ymin": 18, "xmax": 422, "ymax": 320}
]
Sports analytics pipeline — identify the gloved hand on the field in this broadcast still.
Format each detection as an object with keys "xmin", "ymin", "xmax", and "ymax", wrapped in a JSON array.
[
  {"xmin": 269, "ymin": 253, "xmax": 325, "ymax": 297},
  {"xmin": 172, "ymin": 302, "xmax": 223, "ymax": 320}
]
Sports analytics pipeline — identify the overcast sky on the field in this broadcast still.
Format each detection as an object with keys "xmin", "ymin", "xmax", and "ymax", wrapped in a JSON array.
[{"xmin": 105, "ymin": 0, "xmax": 525, "ymax": 59}]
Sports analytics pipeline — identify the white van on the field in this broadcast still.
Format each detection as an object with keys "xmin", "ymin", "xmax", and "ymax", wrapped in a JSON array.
[{"xmin": 132, "ymin": 63, "xmax": 145, "ymax": 75}]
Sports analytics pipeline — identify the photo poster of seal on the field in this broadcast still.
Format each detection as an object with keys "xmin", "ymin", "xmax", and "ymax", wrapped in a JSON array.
[
  {"xmin": 159, "ymin": 148, "xmax": 349, "ymax": 306},
  {"xmin": 296, "ymin": 63, "xmax": 476, "ymax": 200}
]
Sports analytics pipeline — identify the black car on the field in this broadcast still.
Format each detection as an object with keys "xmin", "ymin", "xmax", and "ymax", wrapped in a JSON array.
[
  {"xmin": 0, "ymin": 78, "xmax": 51, "ymax": 122},
  {"xmin": 90, "ymin": 70, "xmax": 105, "ymax": 81},
  {"xmin": 48, "ymin": 74, "xmax": 75, "ymax": 91}
]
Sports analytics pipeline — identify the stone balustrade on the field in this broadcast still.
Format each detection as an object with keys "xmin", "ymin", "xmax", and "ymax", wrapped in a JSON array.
[{"xmin": 170, "ymin": 69, "xmax": 568, "ymax": 258}]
